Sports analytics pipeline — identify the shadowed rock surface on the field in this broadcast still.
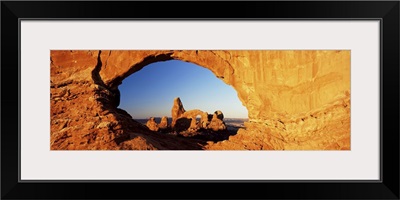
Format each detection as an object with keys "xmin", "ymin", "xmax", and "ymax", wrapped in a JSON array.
[{"xmin": 50, "ymin": 50, "xmax": 350, "ymax": 150}]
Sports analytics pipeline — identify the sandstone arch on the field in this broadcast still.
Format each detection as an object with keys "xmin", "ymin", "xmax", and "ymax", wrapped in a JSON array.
[{"xmin": 50, "ymin": 50, "xmax": 350, "ymax": 150}]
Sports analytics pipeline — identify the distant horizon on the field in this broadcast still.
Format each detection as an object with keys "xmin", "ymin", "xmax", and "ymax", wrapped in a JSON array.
[{"xmin": 118, "ymin": 60, "xmax": 248, "ymax": 119}]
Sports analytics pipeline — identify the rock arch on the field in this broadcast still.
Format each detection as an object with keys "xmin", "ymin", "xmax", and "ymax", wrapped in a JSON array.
[{"xmin": 50, "ymin": 50, "xmax": 350, "ymax": 150}]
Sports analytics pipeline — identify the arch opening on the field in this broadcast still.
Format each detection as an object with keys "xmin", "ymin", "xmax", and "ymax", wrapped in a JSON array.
[{"xmin": 116, "ymin": 59, "xmax": 248, "ymax": 143}]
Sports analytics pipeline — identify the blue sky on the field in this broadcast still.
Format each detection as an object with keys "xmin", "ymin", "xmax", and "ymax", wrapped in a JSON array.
[{"xmin": 118, "ymin": 60, "xmax": 248, "ymax": 119}]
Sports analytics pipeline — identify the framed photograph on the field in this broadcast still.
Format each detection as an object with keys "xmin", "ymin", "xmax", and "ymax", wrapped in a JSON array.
[{"xmin": 2, "ymin": 1, "xmax": 399, "ymax": 199}]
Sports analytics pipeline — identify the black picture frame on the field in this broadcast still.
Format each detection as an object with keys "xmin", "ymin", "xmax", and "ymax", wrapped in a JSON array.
[{"xmin": 2, "ymin": 1, "xmax": 399, "ymax": 199}]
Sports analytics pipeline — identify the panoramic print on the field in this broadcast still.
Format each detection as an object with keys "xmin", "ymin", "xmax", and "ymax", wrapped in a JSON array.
[{"xmin": 50, "ymin": 50, "xmax": 350, "ymax": 150}]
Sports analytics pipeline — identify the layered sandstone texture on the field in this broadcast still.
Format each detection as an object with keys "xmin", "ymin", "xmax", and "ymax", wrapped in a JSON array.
[{"xmin": 50, "ymin": 50, "xmax": 350, "ymax": 150}]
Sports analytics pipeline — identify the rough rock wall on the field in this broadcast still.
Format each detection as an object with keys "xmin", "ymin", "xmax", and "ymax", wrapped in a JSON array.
[
  {"xmin": 50, "ymin": 51, "xmax": 153, "ymax": 150},
  {"xmin": 50, "ymin": 50, "xmax": 350, "ymax": 150}
]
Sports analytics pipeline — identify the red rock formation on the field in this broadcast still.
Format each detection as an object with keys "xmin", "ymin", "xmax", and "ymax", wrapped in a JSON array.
[
  {"xmin": 189, "ymin": 116, "xmax": 199, "ymax": 131},
  {"xmin": 181, "ymin": 109, "xmax": 207, "ymax": 131},
  {"xmin": 208, "ymin": 112, "xmax": 227, "ymax": 132},
  {"xmin": 171, "ymin": 97, "xmax": 186, "ymax": 128},
  {"xmin": 50, "ymin": 50, "xmax": 351, "ymax": 150},
  {"xmin": 146, "ymin": 117, "xmax": 159, "ymax": 132},
  {"xmin": 200, "ymin": 112, "xmax": 209, "ymax": 128},
  {"xmin": 158, "ymin": 116, "xmax": 169, "ymax": 130},
  {"xmin": 166, "ymin": 98, "xmax": 228, "ymax": 134}
]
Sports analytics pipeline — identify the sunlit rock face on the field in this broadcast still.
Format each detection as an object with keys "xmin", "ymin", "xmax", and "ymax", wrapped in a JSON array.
[
  {"xmin": 170, "ymin": 99, "xmax": 227, "ymax": 133},
  {"xmin": 158, "ymin": 116, "xmax": 169, "ymax": 130},
  {"xmin": 171, "ymin": 97, "xmax": 186, "ymax": 128},
  {"xmin": 146, "ymin": 117, "xmax": 159, "ymax": 132},
  {"xmin": 208, "ymin": 111, "xmax": 227, "ymax": 132},
  {"xmin": 50, "ymin": 50, "xmax": 350, "ymax": 150}
]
